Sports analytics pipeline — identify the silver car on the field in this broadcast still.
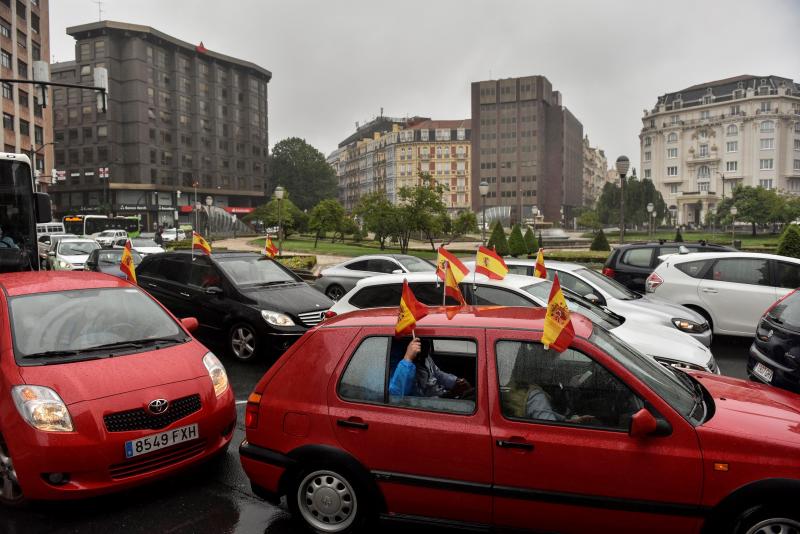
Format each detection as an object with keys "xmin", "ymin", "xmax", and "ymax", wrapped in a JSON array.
[
  {"xmin": 473, "ymin": 259, "xmax": 712, "ymax": 347},
  {"xmin": 313, "ymin": 254, "xmax": 436, "ymax": 300}
]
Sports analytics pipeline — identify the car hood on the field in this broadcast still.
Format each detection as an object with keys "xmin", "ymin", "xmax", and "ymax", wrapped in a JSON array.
[
  {"xmin": 239, "ymin": 282, "xmax": 334, "ymax": 315},
  {"xmin": 16, "ymin": 341, "xmax": 209, "ymax": 404},
  {"xmin": 608, "ymin": 296, "xmax": 705, "ymax": 323},
  {"xmin": 612, "ymin": 320, "xmax": 711, "ymax": 368}
]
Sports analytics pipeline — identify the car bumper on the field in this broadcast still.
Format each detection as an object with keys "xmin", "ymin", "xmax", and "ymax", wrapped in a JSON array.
[
  {"xmin": 239, "ymin": 440, "xmax": 295, "ymax": 504},
  {"xmin": 687, "ymin": 328, "xmax": 712, "ymax": 348},
  {"xmin": 6, "ymin": 379, "xmax": 236, "ymax": 500},
  {"xmin": 747, "ymin": 342, "xmax": 800, "ymax": 393}
]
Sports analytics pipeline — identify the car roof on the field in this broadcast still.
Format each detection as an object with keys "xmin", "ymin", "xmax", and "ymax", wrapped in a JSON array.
[
  {"xmin": 0, "ymin": 271, "xmax": 133, "ymax": 297},
  {"xmin": 353, "ymin": 271, "xmax": 547, "ymax": 290},
  {"xmin": 340, "ymin": 254, "xmax": 418, "ymax": 263},
  {"xmin": 663, "ymin": 251, "xmax": 800, "ymax": 263},
  {"xmin": 616, "ymin": 241, "xmax": 731, "ymax": 248},
  {"xmin": 167, "ymin": 250, "xmax": 262, "ymax": 259},
  {"xmin": 322, "ymin": 305, "xmax": 594, "ymax": 339},
  {"xmin": 59, "ymin": 238, "xmax": 98, "ymax": 244},
  {"xmin": 467, "ymin": 258, "xmax": 584, "ymax": 272}
]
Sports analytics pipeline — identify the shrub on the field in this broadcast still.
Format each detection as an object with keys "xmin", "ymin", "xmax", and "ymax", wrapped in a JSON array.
[
  {"xmin": 674, "ymin": 227, "xmax": 684, "ymax": 242},
  {"xmin": 277, "ymin": 255, "xmax": 317, "ymax": 270},
  {"xmin": 590, "ymin": 229, "xmax": 610, "ymax": 251},
  {"xmin": 508, "ymin": 224, "xmax": 527, "ymax": 257},
  {"xmin": 487, "ymin": 221, "xmax": 509, "ymax": 256},
  {"xmin": 777, "ymin": 225, "xmax": 800, "ymax": 259},
  {"xmin": 524, "ymin": 227, "xmax": 536, "ymax": 254}
]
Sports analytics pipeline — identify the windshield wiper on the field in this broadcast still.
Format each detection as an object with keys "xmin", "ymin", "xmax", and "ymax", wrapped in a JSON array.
[
  {"xmin": 23, "ymin": 349, "xmax": 83, "ymax": 359},
  {"xmin": 81, "ymin": 341, "xmax": 145, "ymax": 352},
  {"xmin": 671, "ymin": 367, "xmax": 706, "ymax": 420},
  {"xmin": 254, "ymin": 280, "xmax": 296, "ymax": 287}
]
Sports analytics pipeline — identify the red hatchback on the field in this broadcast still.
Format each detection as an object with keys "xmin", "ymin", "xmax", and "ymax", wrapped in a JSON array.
[
  {"xmin": 0, "ymin": 272, "xmax": 236, "ymax": 503},
  {"xmin": 241, "ymin": 307, "xmax": 800, "ymax": 534}
]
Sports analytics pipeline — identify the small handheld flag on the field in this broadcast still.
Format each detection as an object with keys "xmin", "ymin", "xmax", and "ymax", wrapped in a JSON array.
[
  {"xmin": 192, "ymin": 231, "xmax": 212, "ymax": 256},
  {"xmin": 119, "ymin": 239, "xmax": 137, "ymax": 283},
  {"xmin": 475, "ymin": 245, "xmax": 508, "ymax": 280},
  {"xmin": 396, "ymin": 279, "xmax": 429, "ymax": 336},
  {"xmin": 436, "ymin": 247, "xmax": 469, "ymax": 284},
  {"xmin": 541, "ymin": 274, "xmax": 575, "ymax": 353},
  {"xmin": 534, "ymin": 248, "xmax": 547, "ymax": 279},
  {"xmin": 264, "ymin": 236, "xmax": 278, "ymax": 258}
]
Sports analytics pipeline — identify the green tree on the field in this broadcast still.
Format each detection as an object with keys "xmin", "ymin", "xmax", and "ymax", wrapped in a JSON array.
[
  {"xmin": 270, "ymin": 137, "xmax": 338, "ymax": 211},
  {"xmin": 334, "ymin": 215, "xmax": 359, "ymax": 243},
  {"xmin": 596, "ymin": 182, "xmax": 620, "ymax": 225},
  {"xmin": 508, "ymin": 223, "xmax": 526, "ymax": 257},
  {"xmin": 244, "ymin": 195, "xmax": 304, "ymax": 238},
  {"xmin": 354, "ymin": 192, "xmax": 398, "ymax": 250},
  {"xmin": 729, "ymin": 185, "xmax": 783, "ymax": 236},
  {"xmin": 524, "ymin": 227, "xmax": 536, "ymax": 254},
  {"xmin": 777, "ymin": 225, "xmax": 800, "ymax": 258},
  {"xmin": 442, "ymin": 210, "xmax": 478, "ymax": 245},
  {"xmin": 308, "ymin": 199, "xmax": 345, "ymax": 247},
  {"xmin": 590, "ymin": 228, "xmax": 610, "ymax": 251},
  {"xmin": 595, "ymin": 179, "xmax": 666, "ymax": 229},
  {"xmin": 577, "ymin": 210, "xmax": 601, "ymax": 230},
  {"xmin": 674, "ymin": 227, "xmax": 683, "ymax": 242},
  {"xmin": 397, "ymin": 173, "xmax": 450, "ymax": 252},
  {"xmin": 487, "ymin": 221, "xmax": 509, "ymax": 256}
]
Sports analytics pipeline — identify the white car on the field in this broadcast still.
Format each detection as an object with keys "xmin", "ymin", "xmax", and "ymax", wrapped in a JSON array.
[
  {"xmin": 48, "ymin": 238, "xmax": 101, "ymax": 270},
  {"xmin": 646, "ymin": 251, "xmax": 800, "ymax": 336},
  {"xmin": 93, "ymin": 229, "xmax": 129, "ymax": 248},
  {"xmin": 161, "ymin": 228, "xmax": 186, "ymax": 242},
  {"xmin": 471, "ymin": 259, "xmax": 712, "ymax": 347},
  {"xmin": 329, "ymin": 272, "xmax": 719, "ymax": 373},
  {"xmin": 128, "ymin": 238, "xmax": 166, "ymax": 257}
]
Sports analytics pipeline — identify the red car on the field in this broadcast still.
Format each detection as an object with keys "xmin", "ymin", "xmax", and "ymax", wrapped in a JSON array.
[
  {"xmin": 240, "ymin": 306, "xmax": 800, "ymax": 534},
  {"xmin": 0, "ymin": 272, "xmax": 236, "ymax": 503}
]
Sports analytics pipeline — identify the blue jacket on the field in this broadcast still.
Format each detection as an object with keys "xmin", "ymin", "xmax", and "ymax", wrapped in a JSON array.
[{"xmin": 389, "ymin": 358, "xmax": 457, "ymax": 397}]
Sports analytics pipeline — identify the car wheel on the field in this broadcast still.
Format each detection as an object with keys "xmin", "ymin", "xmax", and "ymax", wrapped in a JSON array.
[
  {"xmin": 325, "ymin": 284, "xmax": 346, "ymax": 302},
  {"xmin": 289, "ymin": 467, "xmax": 368, "ymax": 534},
  {"xmin": 229, "ymin": 323, "xmax": 258, "ymax": 361},
  {"xmin": 733, "ymin": 504, "xmax": 800, "ymax": 534},
  {"xmin": 0, "ymin": 435, "xmax": 24, "ymax": 506}
]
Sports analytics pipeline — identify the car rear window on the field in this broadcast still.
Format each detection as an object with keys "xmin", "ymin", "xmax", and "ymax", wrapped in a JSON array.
[
  {"xmin": 620, "ymin": 248, "xmax": 653, "ymax": 268},
  {"xmin": 767, "ymin": 291, "xmax": 800, "ymax": 330}
]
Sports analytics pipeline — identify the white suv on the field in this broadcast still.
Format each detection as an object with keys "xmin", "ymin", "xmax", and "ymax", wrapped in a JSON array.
[{"xmin": 646, "ymin": 251, "xmax": 800, "ymax": 336}]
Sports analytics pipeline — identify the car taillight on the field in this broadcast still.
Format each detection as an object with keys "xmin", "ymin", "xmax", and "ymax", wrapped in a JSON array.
[
  {"xmin": 244, "ymin": 392, "xmax": 262, "ymax": 429},
  {"xmin": 645, "ymin": 272, "xmax": 663, "ymax": 293},
  {"xmin": 602, "ymin": 267, "xmax": 615, "ymax": 278},
  {"xmin": 763, "ymin": 289, "xmax": 797, "ymax": 318},
  {"xmin": 324, "ymin": 310, "xmax": 337, "ymax": 319}
]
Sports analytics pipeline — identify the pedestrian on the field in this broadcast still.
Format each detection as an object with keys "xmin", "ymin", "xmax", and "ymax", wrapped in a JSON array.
[{"xmin": 154, "ymin": 226, "xmax": 164, "ymax": 246}]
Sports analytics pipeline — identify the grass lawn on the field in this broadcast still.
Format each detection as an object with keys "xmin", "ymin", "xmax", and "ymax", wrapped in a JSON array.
[
  {"xmin": 250, "ymin": 236, "xmax": 441, "ymax": 259},
  {"xmin": 585, "ymin": 230, "xmax": 781, "ymax": 249}
]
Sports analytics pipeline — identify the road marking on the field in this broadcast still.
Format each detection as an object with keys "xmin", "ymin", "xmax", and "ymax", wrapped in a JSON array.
[{"xmin": 235, "ymin": 400, "xmax": 248, "ymax": 405}]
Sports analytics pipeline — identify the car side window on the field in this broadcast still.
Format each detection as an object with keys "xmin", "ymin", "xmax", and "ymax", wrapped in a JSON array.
[
  {"xmin": 707, "ymin": 258, "xmax": 769, "ymax": 286},
  {"xmin": 620, "ymin": 248, "xmax": 653, "ymax": 268},
  {"xmin": 507, "ymin": 264, "xmax": 530, "ymax": 276},
  {"xmin": 772, "ymin": 261, "xmax": 800, "ymax": 289},
  {"xmin": 495, "ymin": 340, "xmax": 642, "ymax": 431},
  {"xmin": 367, "ymin": 259, "xmax": 400, "ymax": 274},
  {"xmin": 188, "ymin": 256, "xmax": 223, "ymax": 288},
  {"xmin": 339, "ymin": 337, "xmax": 389, "ymax": 403},
  {"xmin": 158, "ymin": 256, "xmax": 190, "ymax": 284},
  {"xmin": 345, "ymin": 260, "xmax": 370, "ymax": 271},
  {"xmin": 138, "ymin": 256, "xmax": 161, "ymax": 277},
  {"xmin": 675, "ymin": 259, "xmax": 712, "ymax": 278},
  {"xmin": 349, "ymin": 284, "xmax": 403, "ymax": 308},
  {"xmin": 546, "ymin": 271, "xmax": 595, "ymax": 299},
  {"xmin": 470, "ymin": 286, "xmax": 533, "ymax": 307},
  {"xmin": 409, "ymin": 282, "xmax": 461, "ymax": 306}
]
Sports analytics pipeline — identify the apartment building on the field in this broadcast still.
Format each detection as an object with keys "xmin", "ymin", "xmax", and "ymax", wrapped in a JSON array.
[{"xmin": 582, "ymin": 135, "xmax": 608, "ymax": 207}]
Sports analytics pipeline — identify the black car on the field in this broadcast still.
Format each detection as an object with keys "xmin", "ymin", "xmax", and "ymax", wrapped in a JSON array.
[
  {"xmin": 136, "ymin": 251, "xmax": 334, "ymax": 361},
  {"xmin": 602, "ymin": 240, "xmax": 734, "ymax": 292},
  {"xmin": 85, "ymin": 248, "xmax": 143, "ymax": 279},
  {"xmin": 749, "ymin": 289, "xmax": 800, "ymax": 393}
]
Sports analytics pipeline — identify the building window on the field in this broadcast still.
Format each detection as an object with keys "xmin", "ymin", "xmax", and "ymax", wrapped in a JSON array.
[
  {"xmin": 16, "ymin": 59, "xmax": 25, "ymax": 77},
  {"xmin": 1, "ymin": 49, "xmax": 11, "ymax": 69},
  {"xmin": 31, "ymin": 42, "xmax": 39, "ymax": 61},
  {"xmin": 644, "ymin": 136, "xmax": 651, "ymax": 147},
  {"xmin": 760, "ymin": 159, "xmax": 774, "ymax": 170},
  {"xmin": 644, "ymin": 151, "xmax": 651, "ymax": 162},
  {"xmin": 698, "ymin": 144, "xmax": 709, "ymax": 157},
  {"xmin": 795, "ymin": 139, "xmax": 800, "ymax": 151},
  {"xmin": 760, "ymin": 120, "xmax": 775, "ymax": 133},
  {"xmin": 0, "ymin": 18, "xmax": 9, "ymax": 38},
  {"xmin": 30, "ymin": 12, "xmax": 38, "ymax": 33},
  {"xmin": 700, "ymin": 110, "xmax": 710, "ymax": 119},
  {"xmin": 2, "ymin": 112, "xmax": 12, "ymax": 130},
  {"xmin": 18, "ymin": 119, "xmax": 28, "ymax": 136},
  {"xmin": 726, "ymin": 124, "xmax": 738, "ymax": 136},
  {"xmin": 795, "ymin": 160, "xmax": 800, "ymax": 172},
  {"xmin": 726, "ymin": 161, "xmax": 738, "ymax": 172},
  {"xmin": 730, "ymin": 105, "xmax": 741, "ymax": 115},
  {"xmin": 667, "ymin": 132, "xmax": 677, "ymax": 143},
  {"xmin": 697, "ymin": 166, "xmax": 710, "ymax": 179},
  {"xmin": 760, "ymin": 138, "xmax": 775, "ymax": 150},
  {"xmin": 726, "ymin": 141, "xmax": 738, "ymax": 153},
  {"xmin": 760, "ymin": 101, "xmax": 771, "ymax": 113},
  {"xmin": 15, "ymin": 1, "xmax": 25, "ymax": 20},
  {"xmin": 1, "ymin": 82, "xmax": 11, "ymax": 100},
  {"xmin": 644, "ymin": 169, "xmax": 651, "ymax": 179},
  {"xmin": 667, "ymin": 148, "xmax": 677, "ymax": 159},
  {"xmin": 16, "ymin": 29, "xmax": 24, "ymax": 48},
  {"xmin": 94, "ymin": 40, "xmax": 105, "ymax": 56},
  {"xmin": 795, "ymin": 123, "xmax": 800, "ymax": 133},
  {"xmin": 699, "ymin": 182, "xmax": 709, "ymax": 192},
  {"xmin": 667, "ymin": 166, "xmax": 678, "ymax": 177},
  {"xmin": 759, "ymin": 179, "xmax": 774, "ymax": 189},
  {"xmin": 669, "ymin": 184, "xmax": 679, "ymax": 194},
  {"xmin": 17, "ymin": 88, "xmax": 26, "ymax": 107},
  {"xmin": 97, "ymin": 125, "xmax": 107, "ymax": 139}
]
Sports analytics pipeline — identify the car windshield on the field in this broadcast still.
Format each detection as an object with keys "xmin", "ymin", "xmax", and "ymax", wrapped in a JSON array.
[
  {"xmin": 59, "ymin": 241, "xmax": 99, "ymax": 256},
  {"xmin": 98, "ymin": 250, "xmax": 142, "ymax": 265},
  {"xmin": 132, "ymin": 239, "xmax": 159, "ymax": 247},
  {"xmin": 217, "ymin": 256, "xmax": 298, "ymax": 286},
  {"xmin": 98, "ymin": 230, "xmax": 117, "ymax": 237},
  {"xmin": 522, "ymin": 281, "xmax": 623, "ymax": 329},
  {"xmin": 397, "ymin": 256, "xmax": 436, "ymax": 272},
  {"xmin": 767, "ymin": 291, "xmax": 800, "ymax": 331},
  {"xmin": 576, "ymin": 267, "xmax": 641, "ymax": 300},
  {"xmin": 589, "ymin": 327, "xmax": 702, "ymax": 424},
  {"xmin": 9, "ymin": 288, "xmax": 186, "ymax": 365}
]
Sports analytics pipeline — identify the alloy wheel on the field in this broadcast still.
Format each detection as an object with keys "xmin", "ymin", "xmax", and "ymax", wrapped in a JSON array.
[
  {"xmin": 0, "ymin": 438, "xmax": 23, "ymax": 503},
  {"xmin": 297, "ymin": 470, "xmax": 357, "ymax": 533},
  {"xmin": 746, "ymin": 518, "xmax": 800, "ymax": 534},
  {"xmin": 326, "ymin": 285, "xmax": 345, "ymax": 301},
  {"xmin": 230, "ymin": 325, "xmax": 256, "ymax": 360}
]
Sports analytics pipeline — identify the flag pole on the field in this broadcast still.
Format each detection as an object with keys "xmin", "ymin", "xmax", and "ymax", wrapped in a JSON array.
[{"xmin": 442, "ymin": 260, "xmax": 448, "ymax": 306}]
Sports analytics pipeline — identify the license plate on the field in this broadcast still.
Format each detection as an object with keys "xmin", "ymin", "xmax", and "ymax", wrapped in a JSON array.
[
  {"xmin": 753, "ymin": 362, "xmax": 774, "ymax": 383},
  {"xmin": 124, "ymin": 424, "xmax": 199, "ymax": 459}
]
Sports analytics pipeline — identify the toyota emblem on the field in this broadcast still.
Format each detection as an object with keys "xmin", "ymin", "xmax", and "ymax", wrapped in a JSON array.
[{"xmin": 148, "ymin": 399, "xmax": 169, "ymax": 415}]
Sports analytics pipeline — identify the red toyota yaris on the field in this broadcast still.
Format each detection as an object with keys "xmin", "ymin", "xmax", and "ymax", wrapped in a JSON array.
[
  {"xmin": 241, "ymin": 307, "xmax": 800, "ymax": 534},
  {"xmin": 0, "ymin": 272, "xmax": 236, "ymax": 503}
]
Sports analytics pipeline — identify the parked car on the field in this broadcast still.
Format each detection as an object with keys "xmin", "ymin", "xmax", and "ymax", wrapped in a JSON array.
[
  {"xmin": 313, "ymin": 254, "xmax": 436, "ymax": 300},
  {"xmin": 114, "ymin": 237, "xmax": 165, "ymax": 257},
  {"xmin": 85, "ymin": 248, "xmax": 143, "ymax": 279},
  {"xmin": 479, "ymin": 259, "xmax": 711, "ymax": 346},
  {"xmin": 48, "ymin": 238, "xmax": 100, "ymax": 271},
  {"xmin": 0, "ymin": 271, "xmax": 235, "ymax": 503},
  {"xmin": 329, "ymin": 272, "xmax": 718, "ymax": 372},
  {"xmin": 646, "ymin": 251, "xmax": 800, "ymax": 336},
  {"xmin": 161, "ymin": 228, "xmax": 186, "ymax": 242},
  {"xmin": 38, "ymin": 233, "xmax": 78, "ymax": 268},
  {"xmin": 748, "ymin": 289, "xmax": 800, "ymax": 393},
  {"xmin": 136, "ymin": 251, "xmax": 334, "ymax": 360},
  {"xmin": 602, "ymin": 240, "xmax": 734, "ymax": 292},
  {"xmin": 94, "ymin": 229, "xmax": 129, "ymax": 248},
  {"xmin": 240, "ymin": 306, "xmax": 800, "ymax": 534}
]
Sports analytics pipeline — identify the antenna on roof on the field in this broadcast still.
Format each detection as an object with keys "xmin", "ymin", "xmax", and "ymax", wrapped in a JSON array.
[{"xmin": 91, "ymin": 0, "xmax": 104, "ymax": 21}]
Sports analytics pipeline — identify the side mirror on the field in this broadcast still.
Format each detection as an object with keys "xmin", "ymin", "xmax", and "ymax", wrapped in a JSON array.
[
  {"xmin": 629, "ymin": 408, "xmax": 657, "ymax": 437},
  {"xmin": 205, "ymin": 286, "xmax": 223, "ymax": 296},
  {"xmin": 583, "ymin": 293, "xmax": 600, "ymax": 304},
  {"xmin": 181, "ymin": 317, "xmax": 199, "ymax": 333},
  {"xmin": 47, "ymin": 251, "xmax": 55, "ymax": 257},
  {"xmin": 34, "ymin": 193, "xmax": 52, "ymax": 224},
  {"xmin": 392, "ymin": 269, "xmax": 403, "ymax": 274}
]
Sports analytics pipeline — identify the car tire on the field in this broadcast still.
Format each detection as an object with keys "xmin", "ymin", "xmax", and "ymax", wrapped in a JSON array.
[
  {"xmin": 686, "ymin": 305, "xmax": 714, "ymax": 333},
  {"xmin": 288, "ymin": 465, "xmax": 371, "ymax": 534},
  {"xmin": 325, "ymin": 284, "xmax": 346, "ymax": 302},
  {"xmin": 0, "ymin": 434, "xmax": 25, "ymax": 506},
  {"xmin": 228, "ymin": 322, "xmax": 259, "ymax": 362},
  {"xmin": 731, "ymin": 503, "xmax": 800, "ymax": 534}
]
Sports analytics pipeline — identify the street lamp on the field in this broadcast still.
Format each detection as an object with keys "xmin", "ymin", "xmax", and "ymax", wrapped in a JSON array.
[
  {"xmin": 175, "ymin": 190, "xmax": 181, "ymax": 228},
  {"xmin": 730, "ymin": 205, "xmax": 738, "ymax": 248},
  {"xmin": 532, "ymin": 205, "xmax": 542, "ymax": 250},
  {"xmin": 709, "ymin": 206, "xmax": 716, "ymax": 240},
  {"xmin": 646, "ymin": 202, "xmax": 654, "ymax": 239},
  {"xmin": 479, "ymin": 181, "xmax": 489, "ymax": 245},
  {"xmin": 205, "ymin": 196, "xmax": 213, "ymax": 239},
  {"xmin": 275, "ymin": 185, "xmax": 285, "ymax": 256},
  {"xmin": 192, "ymin": 181, "xmax": 199, "ymax": 233},
  {"xmin": 615, "ymin": 156, "xmax": 630, "ymax": 243}
]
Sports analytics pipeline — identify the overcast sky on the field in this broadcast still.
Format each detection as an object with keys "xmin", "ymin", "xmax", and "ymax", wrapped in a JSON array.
[{"xmin": 51, "ymin": 0, "xmax": 799, "ymax": 171}]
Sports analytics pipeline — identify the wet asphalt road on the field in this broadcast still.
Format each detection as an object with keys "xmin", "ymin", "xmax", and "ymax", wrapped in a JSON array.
[{"xmin": 1, "ymin": 333, "xmax": 755, "ymax": 534}]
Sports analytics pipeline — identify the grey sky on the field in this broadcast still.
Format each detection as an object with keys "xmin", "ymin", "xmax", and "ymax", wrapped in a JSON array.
[{"xmin": 52, "ymin": 0, "xmax": 799, "ymax": 172}]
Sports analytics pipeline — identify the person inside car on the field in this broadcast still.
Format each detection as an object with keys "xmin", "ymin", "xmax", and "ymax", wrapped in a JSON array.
[{"xmin": 388, "ymin": 337, "xmax": 472, "ymax": 398}]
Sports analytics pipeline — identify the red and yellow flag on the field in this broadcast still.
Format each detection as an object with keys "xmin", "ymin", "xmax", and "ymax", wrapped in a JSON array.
[
  {"xmin": 475, "ymin": 245, "xmax": 508, "ymax": 280},
  {"xmin": 444, "ymin": 264, "xmax": 466, "ymax": 319},
  {"xmin": 436, "ymin": 247, "xmax": 469, "ymax": 284},
  {"xmin": 119, "ymin": 239, "xmax": 136, "ymax": 284},
  {"xmin": 264, "ymin": 236, "xmax": 278, "ymax": 258},
  {"xmin": 396, "ymin": 279, "xmax": 429, "ymax": 336},
  {"xmin": 192, "ymin": 231, "xmax": 212, "ymax": 256},
  {"xmin": 541, "ymin": 274, "xmax": 575, "ymax": 353},
  {"xmin": 534, "ymin": 248, "xmax": 547, "ymax": 278}
]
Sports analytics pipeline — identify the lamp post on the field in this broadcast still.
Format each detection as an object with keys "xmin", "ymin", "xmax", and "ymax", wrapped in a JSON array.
[
  {"xmin": 709, "ymin": 206, "xmax": 716, "ymax": 240},
  {"xmin": 192, "ymin": 181, "xmax": 199, "ymax": 233},
  {"xmin": 646, "ymin": 202, "xmax": 654, "ymax": 239},
  {"xmin": 275, "ymin": 186, "xmax": 285, "ymax": 256},
  {"xmin": 730, "ymin": 205, "xmax": 738, "ymax": 247},
  {"xmin": 205, "ymin": 196, "xmax": 213, "ymax": 239},
  {"xmin": 616, "ymin": 156, "xmax": 630, "ymax": 244},
  {"xmin": 175, "ymin": 190, "xmax": 181, "ymax": 228},
  {"xmin": 479, "ymin": 181, "xmax": 489, "ymax": 245},
  {"xmin": 532, "ymin": 205, "xmax": 542, "ymax": 249}
]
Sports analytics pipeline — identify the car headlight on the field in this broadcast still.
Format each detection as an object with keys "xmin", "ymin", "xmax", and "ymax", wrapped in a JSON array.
[
  {"xmin": 55, "ymin": 259, "xmax": 72, "ymax": 270},
  {"xmin": 11, "ymin": 385, "xmax": 74, "ymax": 432},
  {"xmin": 653, "ymin": 356, "xmax": 707, "ymax": 372},
  {"xmin": 202, "ymin": 352, "xmax": 229, "ymax": 397},
  {"xmin": 261, "ymin": 309, "xmax": 295, "ymax": 327},
  {"xmin": 671, "ymin": 318, "xmax": 706, "ymax": 333}
]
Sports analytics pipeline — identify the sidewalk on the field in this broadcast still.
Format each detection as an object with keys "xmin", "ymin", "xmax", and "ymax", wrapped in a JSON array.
[{"xmin": 211, "ymin": 236, "xmax": 349, "ymax": 273}]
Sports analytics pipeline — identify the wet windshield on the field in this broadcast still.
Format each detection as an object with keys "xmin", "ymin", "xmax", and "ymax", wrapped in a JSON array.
[
  {"xmin": 132, "ymin": 239, "xmax": 159, "ymax": 248},
  {"xmin": 59, "ymin": 241, "xmax": 100, "ymax": 256},
  {"xmin": 98, "ymin": 250, "xmax": 142, "ymax": 265},
  {"xmin": 522, "ymin": 281, "xmax": 623, "ymax": 329},
  {"xmin": 576, "ymin": 268, "xmax": 641, "ymax": 300},
  {"xmin": 0, "ymin": 160, "xmax": 37, "ymax": 272},
  {"xmin": 217, "ymin": 256, "xmax": 298, "ymax": 286},
  {"xmin": 397, "ymin": 256, "xmax": 436, "ymax": 272}
]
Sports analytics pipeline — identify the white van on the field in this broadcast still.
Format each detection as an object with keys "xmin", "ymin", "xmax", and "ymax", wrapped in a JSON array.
[{"xmin": 36, "ymin": 222, "xmax": 66, "ymax": 237}]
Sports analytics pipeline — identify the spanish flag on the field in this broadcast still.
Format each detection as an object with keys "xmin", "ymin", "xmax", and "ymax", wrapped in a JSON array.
[
  {"xmin": 436, "ymin": 247, "xmax": 469, "ymax": 283},
  {"xmin": 264, "ymin": 236, "xmax": 278, "ymax": 258},
  {"xmin": 396, "ymin": 279, "xmax": 429, "ymax": 336},
  {"xmin": 192, "ymin": 231, "xmax": 212, "ymax": 256},
  {"xmin": 444, "ymin": 264, "xmax": 466, "ymax": 319},
  {"xmin": 475, "ymin": 245, "xmax": 508, "ymax": 280},
  {"xmin": 541, "ymin": 274, "xmax": 575, "ymax": 353},
  {"xmin": 533, "ymin": 248, "xmax": 547, "ymax": 279},
  {"xmin": 119, "ymin": 239, "xmax": 136, "ymax": 284}
]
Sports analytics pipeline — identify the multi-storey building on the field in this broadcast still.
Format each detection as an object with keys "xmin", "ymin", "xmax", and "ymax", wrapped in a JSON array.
[
  {"xmin": 470, "ymin": 75, "xmax": 583, "ymax": 225},
  {"xmin": 1, "ymin": 0, "xmax": 52, "ymax": 191},
  {"xmin": 641, "ymin": 75, "xmax": 800, "ymax": 226},
  {"xmin": 49, "ymin": 20, "xmax": 271, "ymax": 228},
  {"xmin": 582, "ymin": 135, "xmax": 608, "ymax": 206},
  {"xmin": 335, "ymin": 116, "xmax": 472, "ymax": 213}
]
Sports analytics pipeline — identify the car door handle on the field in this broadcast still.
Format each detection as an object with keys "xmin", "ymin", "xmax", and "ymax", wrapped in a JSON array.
[
  {"xmin": 179, "ymin": 292, "xmax": 191, "ymax": 297},
  {"xmin": 146, "ymin": 283, "xmax": 159, "ymax": 288},
  {"xmin": 337, "ymin": 418, "xmax": 368, "ymax": 430},
  {"xmin": 496, "ymin": 439, "xmax": 534, "ymax": 451},
  {"xmin": 701, "ymin": 288, "xmax": 718, "ymax": 294}
]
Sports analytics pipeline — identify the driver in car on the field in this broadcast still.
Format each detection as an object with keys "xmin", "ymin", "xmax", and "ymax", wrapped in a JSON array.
[{"xmin": 388, "ymin": 337, "xmax": 471, "ymax": 398}]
